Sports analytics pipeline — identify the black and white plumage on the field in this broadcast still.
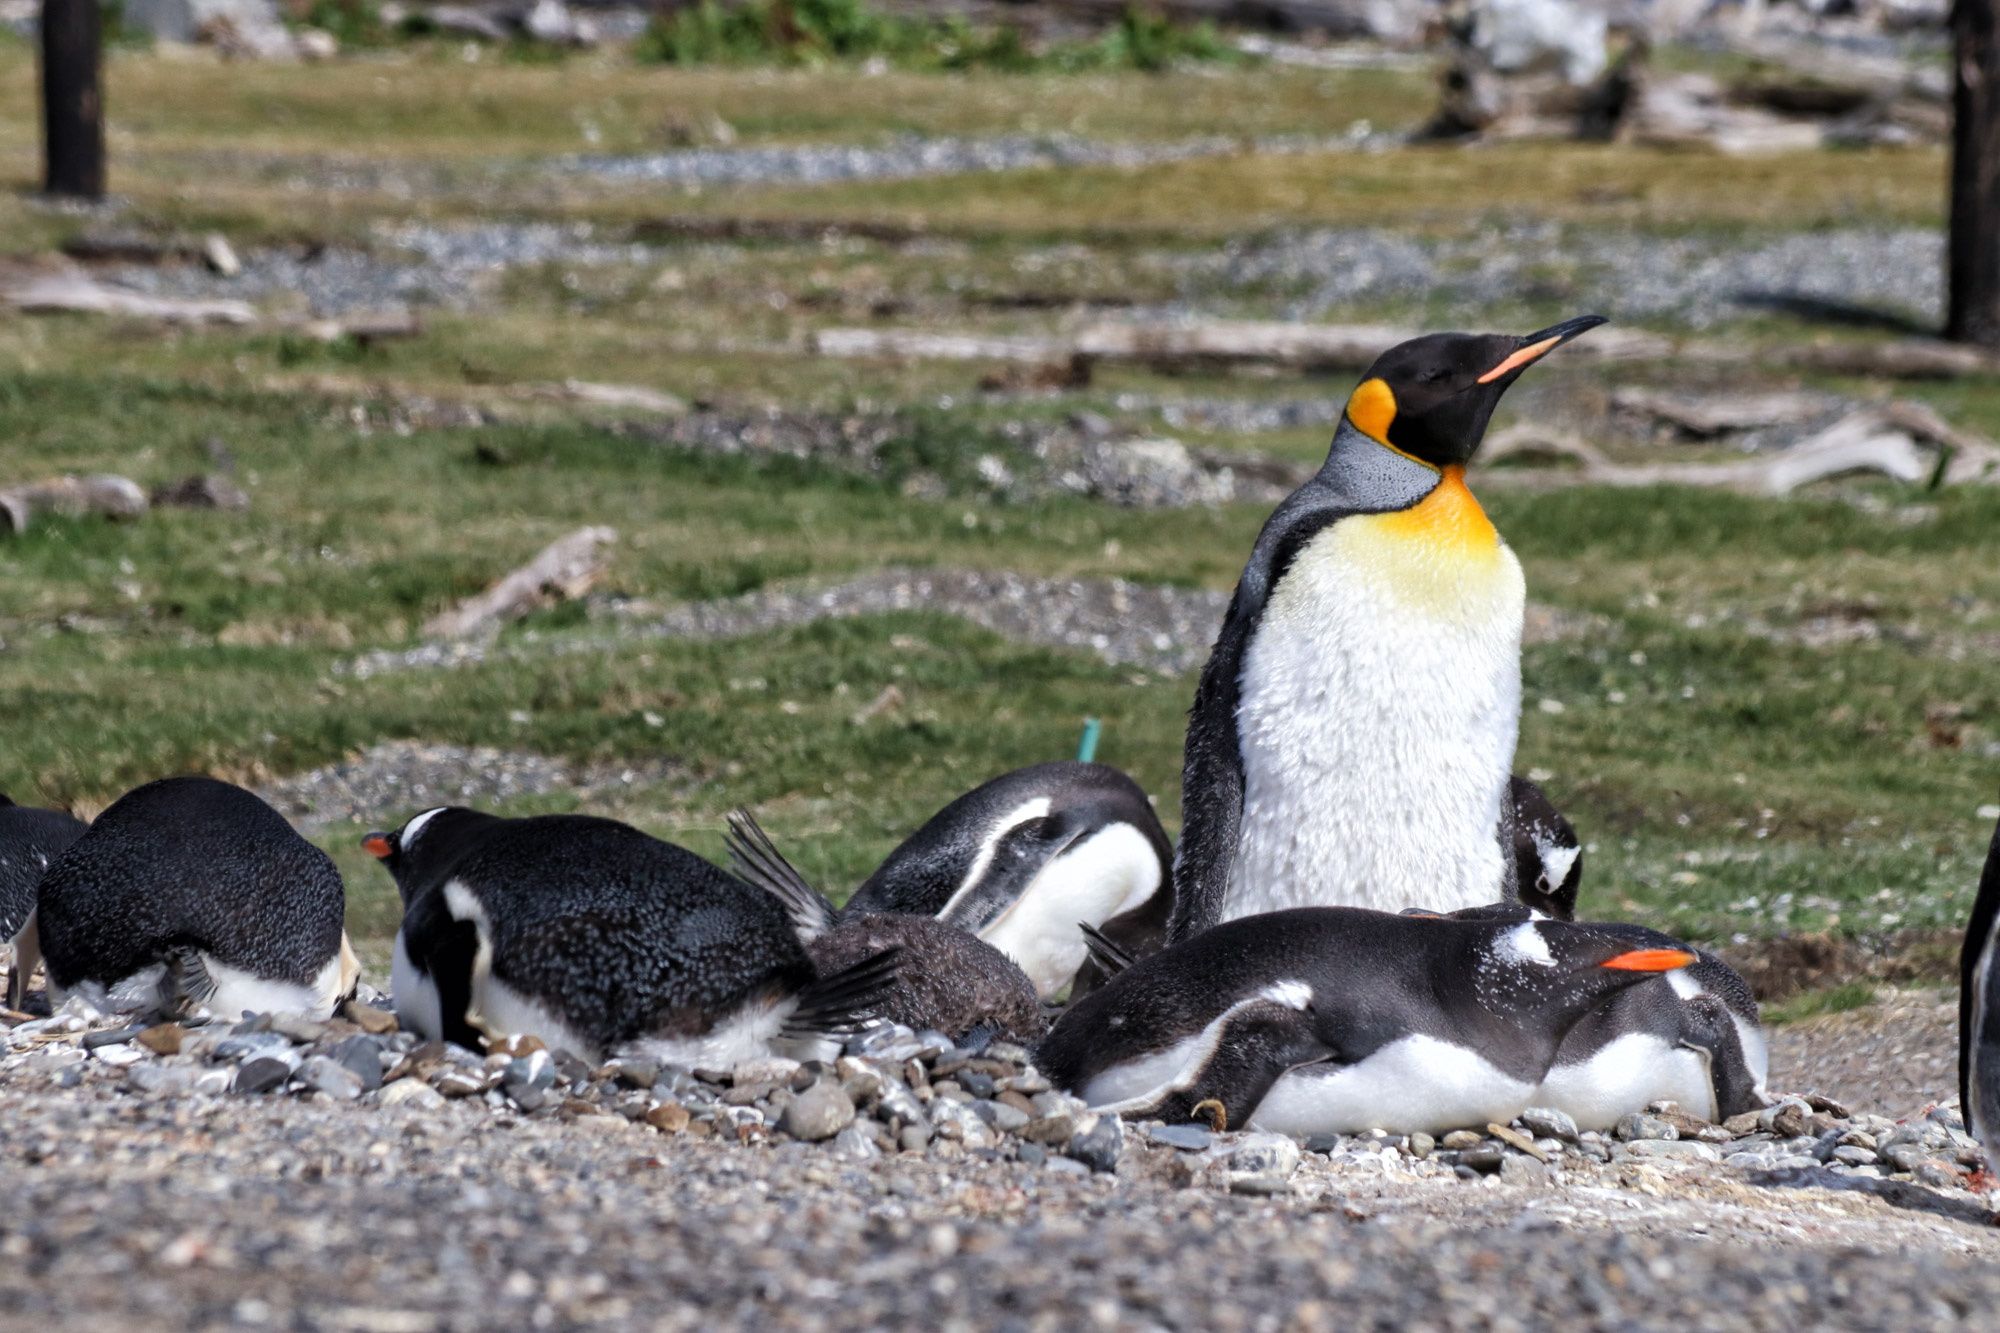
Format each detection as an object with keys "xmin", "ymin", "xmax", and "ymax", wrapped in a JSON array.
[
  {"xmin": 1038, "ymin": 905, "xmax": 1692, "ymax": 1136},
  {"xmin": 32, "ymin": 777, "xmax": 356, "ymax": 1021},
  {"xmin": 0, "ymin": 795, "xmax": 91, "ymax": 1010},
  {"xmin": 1959, "ymin": 806, "xmax": 2000, "ymax": 1153},
  {"xmin": 822, "ymin": 761, "xmax": 1174, "ymax": 999},
  {"xmin": 366, "ymin": 807, "xmax": 898, "ymax": 1064},
  {"xmin": 1168, "ymin": 318, "xmax": 1606, "ymax": 944},
  {"xmin": 1509, "ymin": 776, "xmax": 1582, "ymax": 920},
  {"xmin": 725, "ymin": 810, "xmax": 1047, "ymax": 1043}
]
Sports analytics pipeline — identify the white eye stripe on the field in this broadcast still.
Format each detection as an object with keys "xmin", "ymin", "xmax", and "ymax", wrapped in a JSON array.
[{"xmin": 399, "ymin": 807, "xmax": 448, "ymax": 852}]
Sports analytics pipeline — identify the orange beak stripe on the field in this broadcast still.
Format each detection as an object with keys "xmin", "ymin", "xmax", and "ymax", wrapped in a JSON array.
[
  {"xmin": 1601, "ymin": 947, "xmax": 1697, "ymax": 972},
  {"xmin": 363, "ymin": 834, "xmax": 394, "ymax": 859},
  {"xmin": 1476, "ymin": 334, "xmax": 1565, "ymax": 385}
]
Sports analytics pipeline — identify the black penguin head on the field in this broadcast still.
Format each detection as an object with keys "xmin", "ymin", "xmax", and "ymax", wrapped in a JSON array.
[
  {"xmin": 1344, "ymin": 315, "xmax": 1606, "ymax": 469},
  {"xmin": 364, "ymin": 805, "xmax": 499, "ymax": 904}
]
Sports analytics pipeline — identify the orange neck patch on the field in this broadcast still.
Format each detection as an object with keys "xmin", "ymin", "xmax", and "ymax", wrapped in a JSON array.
[
  {"xmin": 1345, "ymin": 377, "xmax": 1398, "ymax": 446},
  {"xmin": 1371, "ymin": 466, "xmax": 1499, "ymax": 553}
]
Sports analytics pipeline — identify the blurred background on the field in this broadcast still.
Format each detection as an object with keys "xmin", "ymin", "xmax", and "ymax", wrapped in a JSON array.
[{"xmin": 0, "ymin": 0, "xmax": 1995, "ymax": 1019}]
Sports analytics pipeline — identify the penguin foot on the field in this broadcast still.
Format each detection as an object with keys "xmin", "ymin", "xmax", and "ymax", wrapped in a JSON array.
[{"xmin": 1191, "ymin": 1099, "xmax": 1228, "ymax": 1134}]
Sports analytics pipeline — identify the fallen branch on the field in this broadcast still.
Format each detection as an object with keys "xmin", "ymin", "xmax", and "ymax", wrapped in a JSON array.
[
  {"xmin": 1609, "ymin": 388, "xmax": 1830, "ymax": 438},
  {"xmin": 2, "ymin": 269, "xmax": 256, "ymax": 325},
  {"xmin": 812, "ymin": 328, "xmax": 1072, "ymax": 363},
  {"xmin": 1781, "ymin": 339, "xmax": 2000, "ymax": 380},
  {"xmin": 519, "ymin": 380, "xmax": 688, "ymax": 415},
  {"xmin": 0, "ymin": 475, "xmax": 150, "ymax": 533},
  {"xmin": 423, "ymin": 526, "xmax": 618, "ymax": 640}
]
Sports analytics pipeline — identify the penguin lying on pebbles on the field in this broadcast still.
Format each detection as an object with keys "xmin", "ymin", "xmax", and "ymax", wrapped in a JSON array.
[
  {"xmin": 1169, "ymin": 318, "xmax": 1606, "ymax": 942},
  {"xmin": 365, "ymin": 807, "xmax": 900, "ymax": 1065},
  {"xmin": 1418, "ymin": 902, "xmax": 1765, "ymax": 1126},
  {"xmin": 764, "ymin": 762, "xmax": 1174, "ymax": 999},
  {"xmin": 1039, "ymin": 906, "xmax": 1692, "ymax": 1136},
  {"xmin": 725, "ymin": 809, "xmax": 1047, "ymax": 1043},
  {"xmin": 32, "ymin": 777, "xmax": 358, "ymax": 1021},
  {"xmin": 0, "ymin": 795, "xmax": 91, "ymax": 1010},
  {"xmin": 1958, "ymin": 805, "xmax": 2000, "ymax": 1152}
]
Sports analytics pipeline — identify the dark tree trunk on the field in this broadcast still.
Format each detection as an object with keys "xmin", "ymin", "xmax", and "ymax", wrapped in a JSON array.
[
  {"xmin": 40, "ymin": 0, "xmax": 105, "ymax": 200},
  {"xmin": 1951, "ymin": 0, "xmax": 2000, "ymax": 345}
]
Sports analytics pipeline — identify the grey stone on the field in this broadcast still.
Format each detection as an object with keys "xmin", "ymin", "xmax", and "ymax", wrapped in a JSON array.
[
  {"xmin": 1016, "ymin": 1141, "xmax": 1047, "ymax": 1166},
  {"xmin": 614, "ymin": 1058, "xmax": 659, "ymax": 1089},
  {"xmin": 1615, "ymin": 1113, "xmax": 1678, "ymax": 1142},
  {"xmin": 899, "ymin": 1124, "xmax": 931, "ymax": 1152},
  {"xmin": 971, "ymin": 1099, "xmax": 1029, "ymax": 1133},
  {"xmin": 300, "ymin": 1055, "xmax": 364, "ymax": 1101},
  {"xmin": 828, "ymin": 1124, "xmax": 881, "ymax": 1161},
  {"xmin": 268, "ymin": 1013, "xmax": 328, "ymax": 1043},
  {"xmin": 780, "ymin": 1082, "xmax": 856, "ymax": 1143},
  {"xmin": 1620, "ymin": 1139, "xmax": 1720, "ymax": 1163},
  {"xmin": 1149, "ymin": 1124, "xmax": 1214, "ymax": 1152},
  {"xmin": 1519, "ymin": 1107, "xmax": 1581, "ymax": 1143},
  {"xmin": 1407, "ymin": 1132, "xmax": 1435, "ymax": 1159},
  {"xmin": 213, "ymin": 1032, "xmax": 292, "ymax": 1062},
  {"xmin": 234, "ymin": 1057, "xmax": 292, "ymax": 1094},
  {"xmin": 126, "ymin": 1064, "xmax": 197, "ymax": 1094},
  {"xmin": 1066, "ymin": 1114, "xmax": 1124, "ymax": 1173},
  {"xmin": 1459, "ymin": 1146, "xmax": 1505, "ymax": 1173},
  {"xmin": 378, "ymin": 1078, "xmax": 445, "ymax": 1110},
  {"xmin": 1229, "ymin": 1173, "xmax": 1294, "ymax": 1196},
  {"xmin": 1229, "ymin": 1134, "xmax": 1301, "ymax": 1180},
  {"xmin": 327, "ymin": 1035, "xmax": 384, "ymax": 1092},
  {"xmin": 1440, "ymin": 1130, "xmax": 1485, "ymax": 1151},
  {"xmin": 1499, "ymin": 1154, "xmax": 1549, "ymax": 1186},
  {"xmin": 1915, "ymin": 1160, "xmax": 1964, "ymax": 1190}
]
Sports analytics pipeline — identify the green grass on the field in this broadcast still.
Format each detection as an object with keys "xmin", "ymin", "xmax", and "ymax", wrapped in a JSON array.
[{"xmin": 1761, "ymin": 980, "xmax": 1882, "ymax": 1026}]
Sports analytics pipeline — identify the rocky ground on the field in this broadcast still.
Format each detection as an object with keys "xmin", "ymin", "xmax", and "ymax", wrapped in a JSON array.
[{"xmin": 2, "ymin": 993, "xmax": 1996, "ymax": 1331}]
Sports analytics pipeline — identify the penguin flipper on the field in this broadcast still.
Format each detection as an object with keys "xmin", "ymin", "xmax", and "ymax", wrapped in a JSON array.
[
  {"xmin": 1124, "ymin": 998, "xmax": 1333, "ymax": 1132},
  {"xmin": 1168, "ymin": 599, "xmax": 1255, "ymax": 944},
  {"xmin": 725, "ymin": 809, "xmax": 839, "ymax": 943},
  {"xmin": 1079, "ymin": 922, "xmax": 1137, "ymax": 978},
  {"xmin": 427, "ymin": 919, "xmax": 485, "ymax": 1052},
  {"xmin": 782, "ymin": 947, "xmax": 903, "ymax": 1039}
]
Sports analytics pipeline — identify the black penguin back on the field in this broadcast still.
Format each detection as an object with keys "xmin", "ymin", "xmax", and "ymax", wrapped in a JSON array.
[
  {"xmin": 1960, "ymin": 809, "xmax": 2000, "ymax": 1136},
  {"xmin": 0, "ymin": 797, "xmax": 90, "ymax": 939},
  {"xmin": 36, "ymin": 776, "xmax": 345, "ymax": 989},
  {"xmin": 405, "ymin": 813, "xmax": 818, "ymax": 1050}
]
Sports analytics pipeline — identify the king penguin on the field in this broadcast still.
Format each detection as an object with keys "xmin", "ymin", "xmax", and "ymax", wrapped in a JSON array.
[
  {"xmin": 365, "ymin": 807, "xmax": 899, "ymax": 1065},
  {"xmin": 33, "ymin": 777, "xmax": 359, "ymax": 1021},
  {"xmin": 1169, "ymin": 317, "xmax": 1606, "ymax": 942},
  {"xmin": 1958, "ymin": 803, "xmax": 2000, "ymax": 1155},
  {"xmin": 0, "ymin": 795, "xmax": 91, "ymax": 1010},
  {"xmin": 1038, "ymin": 905, "xmax": 1693, "ymax": 1136},
  {"xmin": 832, "ymin": 761, "xmax": 1175, "ymax": 999},
  {"xmin": 725, "ymin": 809, "xmax": 1048, "ymax": 1044}
]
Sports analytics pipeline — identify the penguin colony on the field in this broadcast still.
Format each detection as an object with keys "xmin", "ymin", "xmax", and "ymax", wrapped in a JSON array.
[{"xmin": 27, "ymin": 313, "xmax": 1999, "ymax": 1152}]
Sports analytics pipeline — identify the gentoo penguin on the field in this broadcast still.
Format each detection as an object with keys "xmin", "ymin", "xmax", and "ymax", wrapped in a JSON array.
[
  {"xmin": 1510, "ymin": 776, "xmax": 1582, "ymax": 920},
  {"xmin": 1169, "ymin": 317, "xmax": 1606, "ymax": 942},
  {"xmin": 1038, "ymin": 905, "xmax": 1691, "ymax": 1136},
  {"xmin": 835, "ymin": 761, "xmax": 1175, "ymax": 999},
  {"xmin": 365, "ymin": 807, "xmax": 899, "ymax": 1065},
  {"xmin": 1958, "ymin": 805, "xmax": 2000, "ymax": 1152},
  {"xmin": 33, "ymin": 777, "xmax": 358, "ymax": 1020},
  {"xmin": 0, "ymin": 795, "xmax": 91, "ymax": 1010},
  {"xmin": 725, "ymin": 809, "xmax": 1047, "ymax": 1043},
  {"xmin": 1422, "ymin": 902, "xmax": 1765, "ymax": 1127}
]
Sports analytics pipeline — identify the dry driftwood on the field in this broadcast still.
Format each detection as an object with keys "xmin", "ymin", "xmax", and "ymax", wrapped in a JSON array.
[
  {"xmin": 519, "ymin": 380, "xmax": 688, "ymax": 415},
  {"xmin": 0, "ymin": 475, "xmax": 149, "ymax": 533},
  {"xmin": 1782, "ymin": 339, "xmax": 2000, "ymax": 380},
  {"xmin": 813, "ymin": 328, "xmax": 1072, "ymax": 363},
  {"xmin": 3, "ymin": 270, "xmax": 256, "ymax": 325},
  {"xmin": 1609, "ymin": 388, "xmax": 1830, "ymax": 437},
  {"xmin": 423, "ymin": 526, "xmax": 617, "ymax": 640},
  {"xmin": 1480, "ymin": 402, "xmax": 2000, "ymax": 493}
]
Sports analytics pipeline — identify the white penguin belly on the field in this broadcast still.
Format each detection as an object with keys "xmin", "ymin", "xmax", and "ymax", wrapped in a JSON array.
[
  {"xmin": 978, "ymin": 822, "xmax": 1162, "ymax": 999},
  {"xmin": 1246, "ymin": 1033, "xmax": 1537, "ymax": 1137},
  {"xmin": 390, "ymin": 928, "xmax": 444, "ymax": 1042},
  {"xmin": 1532, "ymin": 1033, "xmax": 1716, "ymax": 1130},
  {"xmin": 200, "ymin": 951, "xmax": 348, "ymax": 1022},
  {"xmin": 1225, "ymin": 511, "xmax": 1525, "ymax": 919}
]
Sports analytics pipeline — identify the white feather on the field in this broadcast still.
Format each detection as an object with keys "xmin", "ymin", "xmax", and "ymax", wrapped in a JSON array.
[
  {"xmin": 1224, "ymin": 511, "xmax": 1525, "ymax": 919},
  {"xmin": 1247, "ymin": 1033, "xmax": 1537, "ymax": 1136},
  {"xmin": 1533, "ymin": 1032, "xmax": 1717, "ymax": 1129},
  {"xmin": 976, "ymin": 821, "xmax": 1163, "ymax": 999},
  {"xmin": 1493, "ymin": 922, "xmax": 1555, "ymax": 968},
  {"xmin": 200, "ymin": 951, "xmax": 348, "ymax": 1022},
  {"xmin": 390, "ymin": 927, "xmax": 443, "ymax": 1042}
]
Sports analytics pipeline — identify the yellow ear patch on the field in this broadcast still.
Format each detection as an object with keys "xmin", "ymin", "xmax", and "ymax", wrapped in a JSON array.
[{"xmin": 1346, "ymin": 377, "xmax": 1397, "ymax": 444}]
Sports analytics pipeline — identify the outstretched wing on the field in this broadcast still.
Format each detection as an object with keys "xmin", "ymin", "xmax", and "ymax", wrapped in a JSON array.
[{"xmin": 725, "ymin": 808, "xmax": 840, "ymax": 943}]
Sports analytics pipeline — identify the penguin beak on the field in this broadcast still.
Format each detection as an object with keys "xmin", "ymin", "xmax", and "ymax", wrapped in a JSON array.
[
  {"xmin": 363, "ymin": 833, "xmax": 393, "ymax": 860},
  {"xmin": 1600, "ymin": 947, "xmax": 1696, "ymax": 972},
  {"xmin": 1476, "ymin": 314, "xmax": 1608, "ymax": 385}
]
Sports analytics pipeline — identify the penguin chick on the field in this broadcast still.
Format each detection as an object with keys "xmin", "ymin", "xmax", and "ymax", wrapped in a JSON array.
[
  {"xmin": 1509, "ymin": 775, "xmax": 1582, "ymax": 920},
  {"xmin": 725, "ymin": 809, "xmax": 1047, "ymax": 1043},
  {"xmin": 0, "ymin": 795, "xmax": 91, "ymax": 1011},
  {"xmin": 1412, "ymin": 901, "xmax": 1764, "ymax": 1127},
  {"xmin": 1169, "ymin": 317, "xmax": 1606, "ymax": 943},
  {"xmin": 34, "ymin": 777, "xmax": 357, "ymax": 1021},
  {"xmin": 1959, "ymin": 803, "xmax": 2000, "ymax": 1154},
  {"xmin": 1038, "ymin": 906, "xmax": 1691, "ymax": 1137},
  {"xmin": 366, "ymin": 807, "xmax": 899, "ymax": 1065},
  {"xmin": 823, "ymin": 761, "xmax": 1174, "ymax": 1000}
]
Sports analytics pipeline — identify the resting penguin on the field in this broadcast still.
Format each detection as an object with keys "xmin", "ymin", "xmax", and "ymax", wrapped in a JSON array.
[
  {"xmin": 1168, "ymin": 317, "xmax": 1606, "ymax": 942},
  {"xmin": 725, "ymin": 810, "xmax": 1047, "ymax": 1044},
  {"xmin": 33, "ymin": 777, "xmax": 358, "ymax": 1020},
  {"xmin": 1409, "ymin": 902, "xmax": 1765, "ymax": 1127},
  {"xmin": 0, "ymin": 795, "xmax": 91, "ymax": 1010},
  {"xmin": 1958, "ymin": 804, "xmax": 2000, "ymax": 1153},
  {"xmin": 1039, "ymin": 905, "xmax": 1692, "ymax": 1136},
  {"xmin": 365, "ymin": 807, "xmax": 900, "ymax": 1065},
  {"xmin": 831, "ymin": 761, "xmax": 1175, "ymax": 999}
]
